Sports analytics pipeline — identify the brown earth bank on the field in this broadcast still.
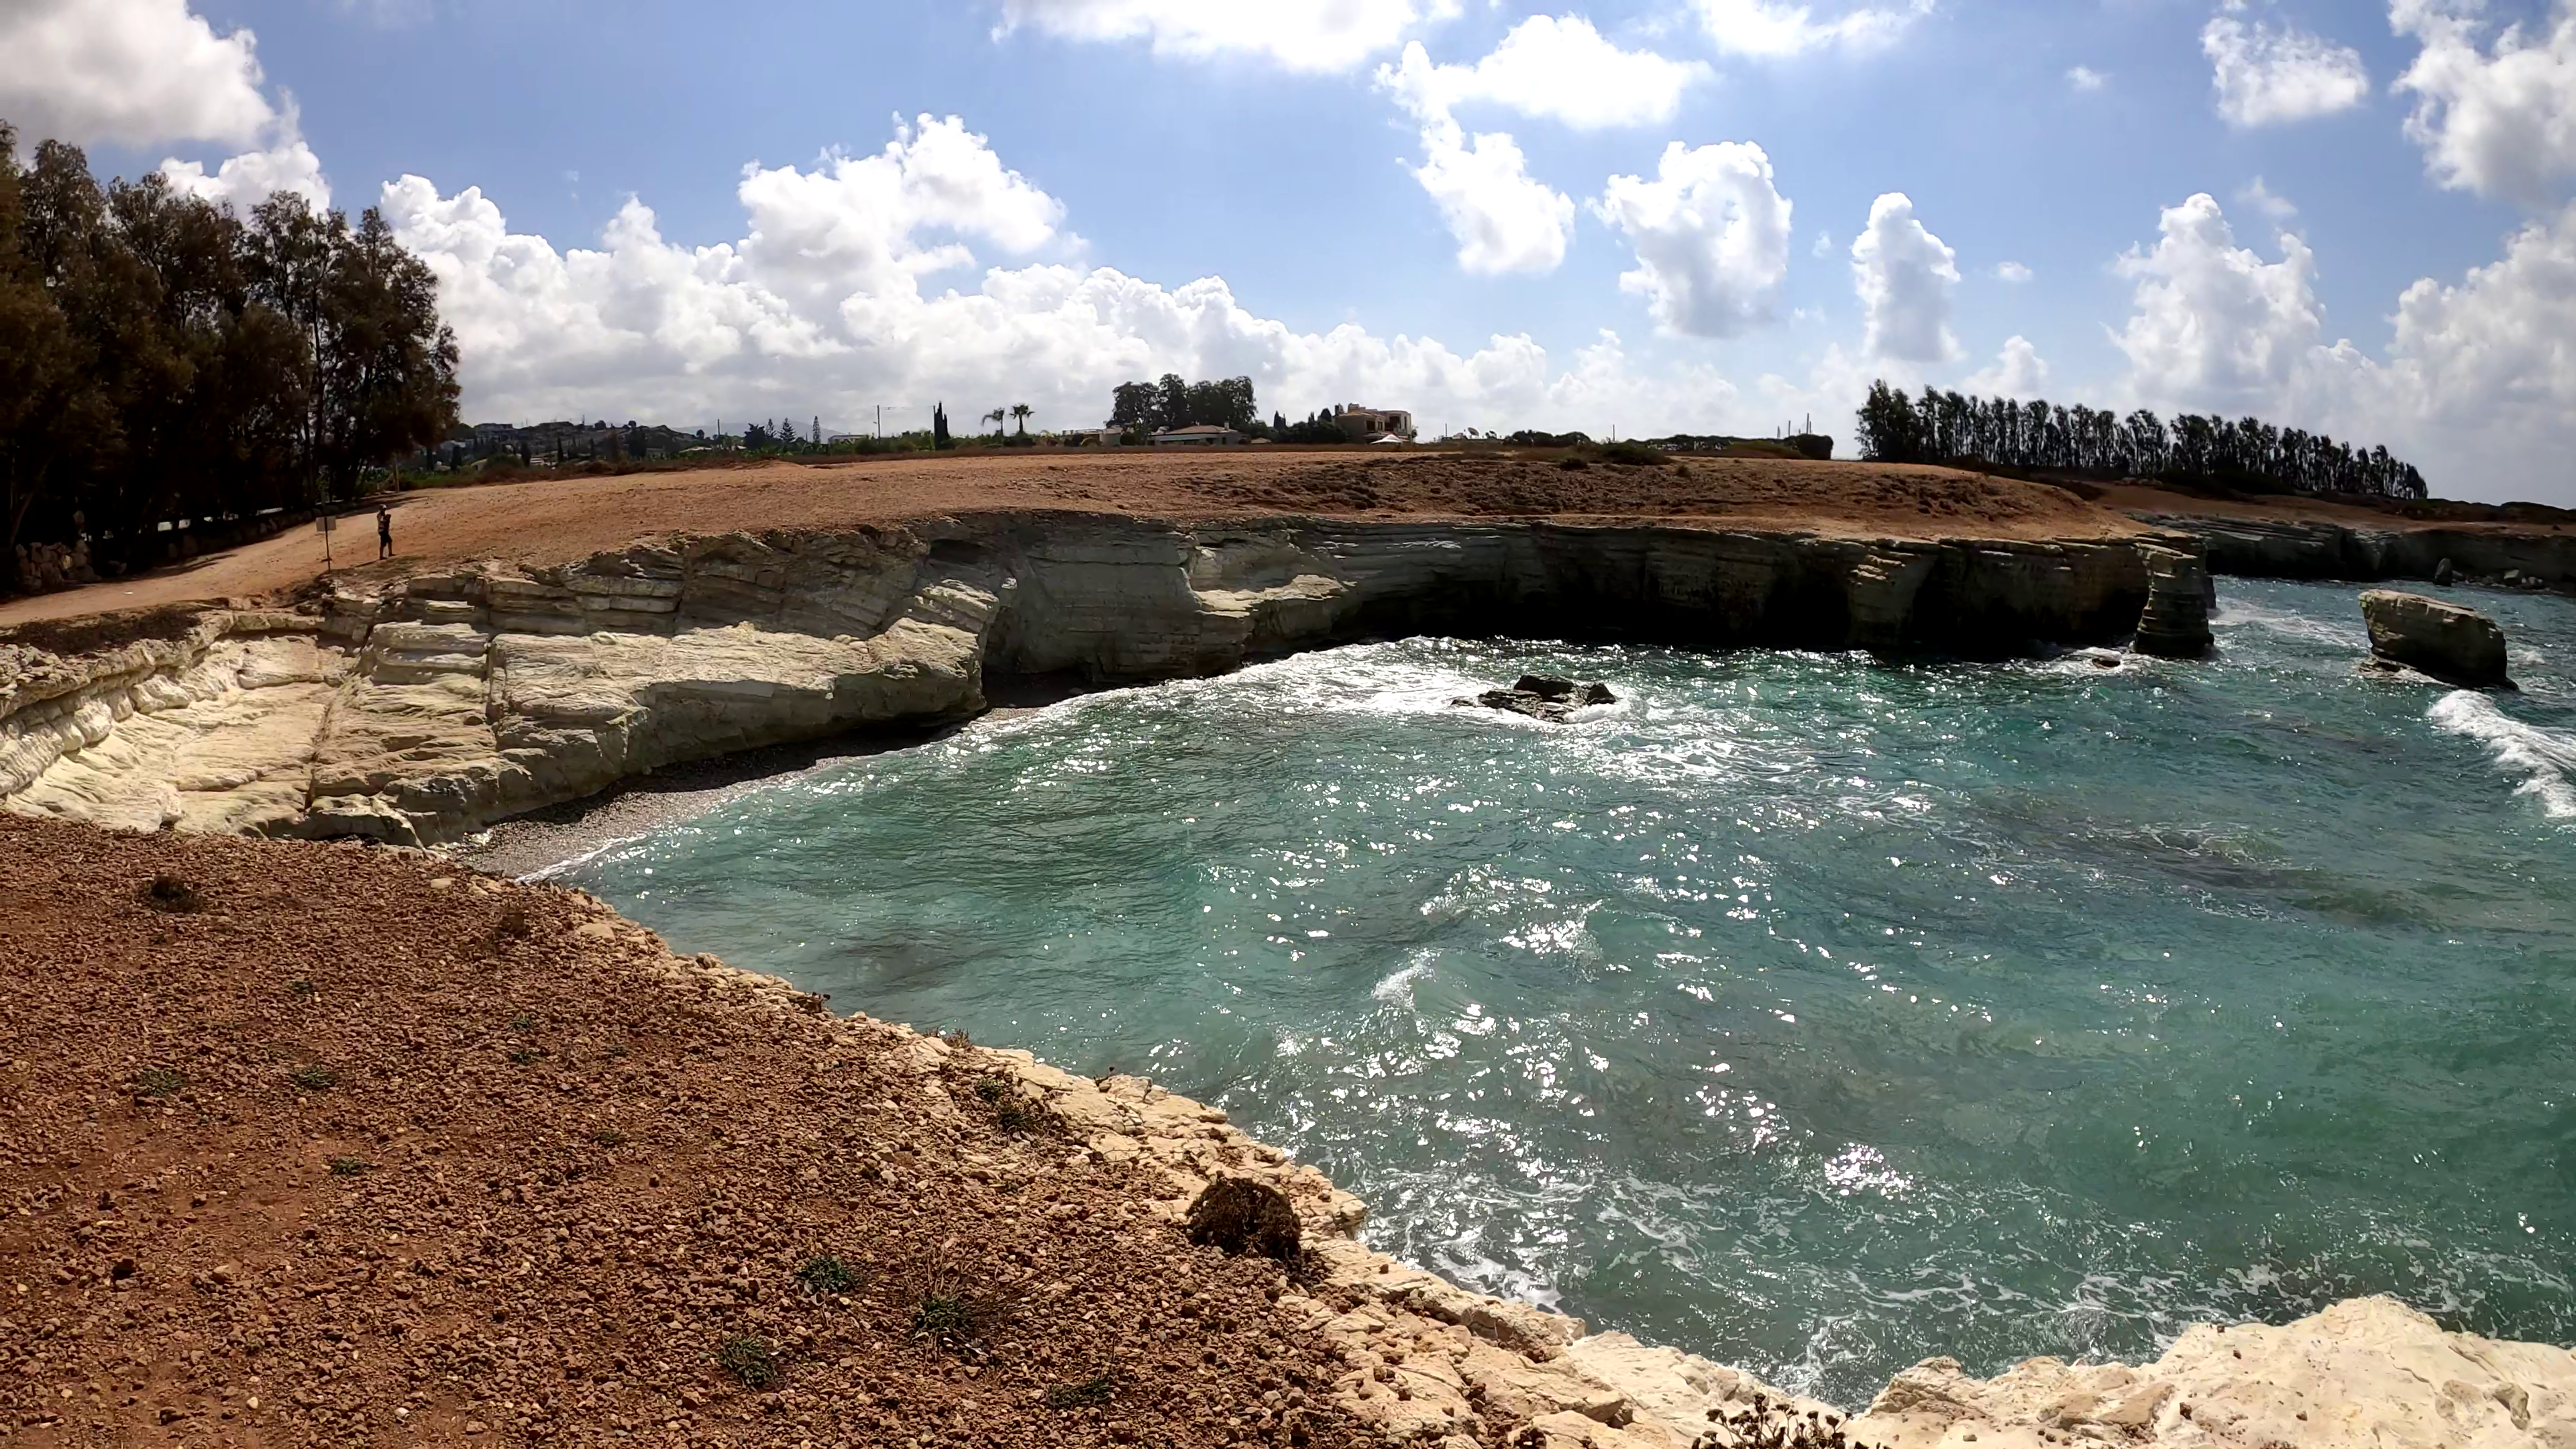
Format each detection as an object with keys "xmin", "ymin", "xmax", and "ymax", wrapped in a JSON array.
[
  {"xmin": 0, "ymin": 453, "xmax": 2146, "ymax": 630},
  {"xmin": 0, "ymin": 814, "xmax": 1383, "ymax": 1449}
]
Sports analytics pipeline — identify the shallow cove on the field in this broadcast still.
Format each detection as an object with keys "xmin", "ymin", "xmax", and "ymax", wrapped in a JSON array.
[{"xmin": 560, "ymin": 579, "xmax": 2576, "ymax": 1407}]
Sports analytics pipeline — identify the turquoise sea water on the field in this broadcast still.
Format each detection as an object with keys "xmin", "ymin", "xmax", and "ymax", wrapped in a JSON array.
[{"xmin": 563, "ymin": 580, "xmax": 2576, "ymax": 1407}]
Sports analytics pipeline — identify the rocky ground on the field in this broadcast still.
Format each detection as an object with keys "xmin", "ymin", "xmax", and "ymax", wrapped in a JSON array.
[
  {"xmin": 10, "ymin": 792, "xmax": 2576, "ymax": 1449},
  {"xmin": 0, "ymin": 814, "xmax": 1377, "ymax": 1448},
  {"xmin": 0, "ymin": 452, "xmax": 2143, "ymax": 631}
]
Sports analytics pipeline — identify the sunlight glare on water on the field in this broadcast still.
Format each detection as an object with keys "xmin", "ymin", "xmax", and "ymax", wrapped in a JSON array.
[{"xmin": 568, "ymin": 579, "xmax": 2576, "ymax": 1406}]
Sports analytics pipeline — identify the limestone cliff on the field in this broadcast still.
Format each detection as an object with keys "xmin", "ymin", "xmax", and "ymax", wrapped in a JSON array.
[
  {"xmin": 2138, "ymin": 513, "xmax": 2576, "ymax": 591},
  {"xmin": 3, "ymin": 513, "xmax": 2193, "ymax": 847}
]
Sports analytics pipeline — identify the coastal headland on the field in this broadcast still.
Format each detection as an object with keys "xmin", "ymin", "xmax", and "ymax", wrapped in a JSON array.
[{"xmin": 7, "ymin": 451, "xmax": 2576, "ymax": 1446}]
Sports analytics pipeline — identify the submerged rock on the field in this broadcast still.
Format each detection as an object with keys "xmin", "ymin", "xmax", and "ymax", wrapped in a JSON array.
[
  {"xmin": 2360, "ymin": 589, "xmax": 2513, "ymax": 689},
  {"xmin": 1460, "ymin": 674, "xmax": 1618, "ymax": 723}
]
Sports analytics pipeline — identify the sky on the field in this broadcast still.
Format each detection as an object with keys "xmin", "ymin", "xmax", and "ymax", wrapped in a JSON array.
[{"xmin": 4, "ymin": 0, "xmax": 2576, "ymax": 502}]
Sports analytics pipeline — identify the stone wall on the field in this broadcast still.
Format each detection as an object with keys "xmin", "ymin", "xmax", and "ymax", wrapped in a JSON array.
[{"xmin": 4, "ymin": 514, "xmax": 2185, "ymax": 846}]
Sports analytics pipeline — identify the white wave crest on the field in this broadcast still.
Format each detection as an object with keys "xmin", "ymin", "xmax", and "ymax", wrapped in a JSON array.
[
  {"xmin": 1372, "ymin": 956, "xmax": 1438, "ymax": 1006},
  {"xmin": 2429, "ymin": 691, "xmax": 2576, "ymax": 819}
]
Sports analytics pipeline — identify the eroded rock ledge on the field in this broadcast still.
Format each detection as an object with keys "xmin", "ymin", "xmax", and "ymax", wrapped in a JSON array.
[{"xmin": 5, "ymin": 513, "xmax": 2201, "ymax": 845}]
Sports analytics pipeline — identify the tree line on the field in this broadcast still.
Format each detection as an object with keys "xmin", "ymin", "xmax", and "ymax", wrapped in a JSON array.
[
  {"xmin": 1, "ymin": 122, "xmax": 460, "ymax": 578},
  {"xmin": 1855, "ymin": 381, "xmax": 2426, "ymax": 499},
  {"xmin": 1109, "ymin": 374, "xmax": 1258, "ymax": 437}
]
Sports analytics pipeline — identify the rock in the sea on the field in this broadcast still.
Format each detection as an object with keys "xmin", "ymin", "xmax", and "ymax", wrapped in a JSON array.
[
  {"xmin": 2434, "ymin": 556, "xmax": 2458, "ymax": 586},
  {"xmin": 1461, "ymin": 675, "xmax": 1618, "ymax": 723},
  {"xmin": 2360, "ymin": 590, "xmax": 2512, "ymax": 689},
  {"xmin": 2131, "ymin": 544, "xmax": 2214, "ymax": 659}
]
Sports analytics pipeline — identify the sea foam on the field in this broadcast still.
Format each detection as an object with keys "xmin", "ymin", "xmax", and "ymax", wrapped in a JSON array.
[{"xmin": 2429, "ymin": 690, "xmax": 2576, "ymax": 818}]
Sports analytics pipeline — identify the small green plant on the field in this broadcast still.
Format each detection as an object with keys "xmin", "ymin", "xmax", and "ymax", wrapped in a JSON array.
[
  {"xmin": 511, "ymin": 1014, "xmax": 537, "ymax": 1032},
  {"xmin": 131, "ymin": 1068, "xmax": 186, "ymax": 1101},
  {"xmin": 794, "ymin": 1254, "xmax": 855, "ymax": 1298},
  {"xmin": 1044, "ymin": 1375, "xmax": 1117, "ymax": 1411},
  {"xmin": 327, "ymin": 1156, "xmax": 373, "ymax": 1177},
  {"xmin": 142, "ymin": 873, "xmax": 203, "ymax": 913},
  {"xmin": 715, "ymin": 1336, "xmax": 781, "ymax": 1389},
  {"xmin": 589, "ymin": 1129, "xmax": 625, "ymax": 1147},
  {"xmin": 912, "ymin": 1292, "xmax": 975, "ymax": 1344},
  {"xmin": 508, "ymin": 1046, "xmax": 542, "ymax": 1066},
  {"xmin": 288, "ymin": 1064, "xmax": 337, "ymax": 1091},
  {"xmin": 972, "ymin": 1079, "xmax": 1005, "ymax": 1102},
  {"xmin": 288, "ymin": 979, "xmax": 316, "ymax": 1000}
]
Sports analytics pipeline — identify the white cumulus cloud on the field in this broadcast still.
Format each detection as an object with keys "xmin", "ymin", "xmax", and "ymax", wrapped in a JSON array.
[
  {"xmin": 2379, "ymin": 200, "xmax": 2576, "ymax": 435},
  {"xmin": 0, "ymin": 0, "xmax": 275, "ymax": 148},
  {"xmin": 1378, "ymin": 17, "xmax": 1708, "ymax": 130},
  {"xmin": 380, "ymin": 112, "xmax": 1792, "ymax": 441},
  {"xmin": 2393, "ymin": 0, "xmax": 2576, "ymax": 205},
  {"xmin": 1594, "ymin": 142, "xmax": 1794, "ymax": 339},
  {"xmin": 1409, "ymin": 117, "xmax": 1576, "ymax": 276},
  {"xmin": 159, "ymin": 96, "xmax": 331, "ymax": 215},
  {"xmin": 1850, "ymin": 192, "xmax": 1959, "ymax": 363},
  {"xmin": 2066, "ymin": 65, "xmax": 2108, "ymax": 91},
  {"xmin": 992, "ymin": 0, "xmax": 1453, "ymax": 71},
  {"xmin": 1994, "ymin": 260, "xmax": 2032, "ymax": 282},
  {"xmin": 2111, "ymin": 192, "xmax": 2335, "ymax": 411},
  {"xmin": 1691, "ymin": 0, "xmax": 1933, "ymax": 58},
  {"xmin": 1964, "ymin": 335, "xmax": 2050, "ymax": 396},
  {"xmin": 2102, "ymin": 187, "xmax": 2576, "ymax": 502},
  {"xmin": 2201, "ymin": 9, "xmax": 2369, "ymax": 127}
]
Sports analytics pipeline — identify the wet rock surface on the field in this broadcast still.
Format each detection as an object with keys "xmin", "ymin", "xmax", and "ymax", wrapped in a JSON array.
[
  {"xmin": 1464, "ymin": 674, "xmax": 1619, "ymax": 723},
  {"xmin": 2360, "ymin": 589, "xmax": 2513, "ymax": 689}
]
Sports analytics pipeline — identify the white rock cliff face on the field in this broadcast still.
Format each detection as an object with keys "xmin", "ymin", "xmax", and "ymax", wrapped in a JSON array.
[{"xmin": 3, "ymin": 515, "xmax": 2188, "ymax": 846}]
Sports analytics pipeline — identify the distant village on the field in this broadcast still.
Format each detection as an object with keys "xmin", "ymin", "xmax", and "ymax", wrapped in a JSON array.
[{"xmin": 429, "ymin": 390, "xmax": 1423, "ymax": 472}]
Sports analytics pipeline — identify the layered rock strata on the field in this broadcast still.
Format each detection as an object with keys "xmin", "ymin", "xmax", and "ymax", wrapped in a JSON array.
[
  {"xmin": 2137, "ymin": 513, "xmax": 2576, "ymax": 590},
  {"xmin": 5, "ymin": 514, "xmax": 2190, "ymax": 846},
  {"xmin": 2130, "ymin": 545, "xmax": 2216, "ymax": 658}
]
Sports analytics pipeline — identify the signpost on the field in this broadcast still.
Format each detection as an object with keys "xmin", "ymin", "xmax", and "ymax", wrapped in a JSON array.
[{"xmin": 317, "ymin": 510, "xmax": 335, "ymax": 574}]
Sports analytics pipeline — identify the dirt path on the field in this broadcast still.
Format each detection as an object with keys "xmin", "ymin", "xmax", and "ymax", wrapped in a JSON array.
[{"xmin": 1, "ymin": 451, "xmax": 2145, "ymax": 629}]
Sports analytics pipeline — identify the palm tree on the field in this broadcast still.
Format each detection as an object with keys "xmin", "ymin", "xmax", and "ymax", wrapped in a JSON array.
[
  {"xmin": 1009, "ymin": 403, "xmax": 1034, "ymax": 437},
  {"xmin": 983, "ymin": 407, "xmax": 1006, "ymax": 438}
]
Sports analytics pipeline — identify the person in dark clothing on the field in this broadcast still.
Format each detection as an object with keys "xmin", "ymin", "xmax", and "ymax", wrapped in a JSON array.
[{"xmin": 376, "ymin": 506, "xmax": 394, "ymax": 560}]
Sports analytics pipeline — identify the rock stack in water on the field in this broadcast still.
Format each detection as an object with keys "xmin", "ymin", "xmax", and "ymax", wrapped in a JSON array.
[
  {"xmin": 2361, "ymin": 590, "xmax": 2514, "ymax": 688},
  {"xmin": 1462, "ymin": 674, "xmax": 1617, "ymax": 724},
  {"xmin": 2131, "ymin": 544, "xmax": 2214, "ymax": 658}
]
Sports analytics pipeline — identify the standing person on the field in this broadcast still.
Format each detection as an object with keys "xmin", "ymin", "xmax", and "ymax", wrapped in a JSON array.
[{"xmin": 376, "ymin": 505, "xmax": 394, "ymax": 561}]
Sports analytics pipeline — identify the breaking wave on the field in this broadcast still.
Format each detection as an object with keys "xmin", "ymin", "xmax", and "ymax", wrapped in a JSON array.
[{"xmin": 2429, "ymin": 691, "xmax": 2576, "ymax": 818}]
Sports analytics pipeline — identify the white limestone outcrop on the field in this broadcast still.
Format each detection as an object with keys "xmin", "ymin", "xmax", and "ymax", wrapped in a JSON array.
[{"xmin": 5, "ymin": 514, "xmax": 2190, "ymax": 845}]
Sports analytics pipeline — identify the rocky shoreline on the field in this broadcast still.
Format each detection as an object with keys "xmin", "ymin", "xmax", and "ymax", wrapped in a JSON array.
[
  {"xmin": 9, "ymin": 503, "xmax": 2576, "ymax": 1446},
  {"xmin": 6, "ymin": 815, "xmax": 2573, "ymax": 1448}
]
